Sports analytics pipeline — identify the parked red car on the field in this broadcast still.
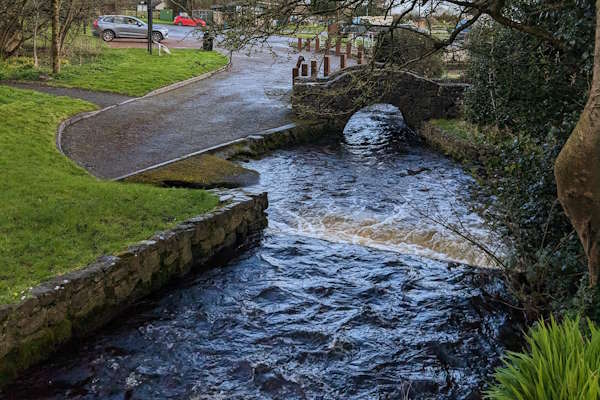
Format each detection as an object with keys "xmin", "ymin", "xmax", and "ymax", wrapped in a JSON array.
[{"xmin": 173, "ymin": 15, "xmax": 206, "ymax": 27}]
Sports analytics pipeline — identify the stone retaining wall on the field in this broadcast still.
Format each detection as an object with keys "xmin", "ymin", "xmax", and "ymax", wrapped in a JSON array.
[
  {"xmin": 210, "ymin": 122, "xmax": 334, "ymax": 160},
  {"xmin": 0, "ymin": 190, "xmax": 268, "ymax": 385}
]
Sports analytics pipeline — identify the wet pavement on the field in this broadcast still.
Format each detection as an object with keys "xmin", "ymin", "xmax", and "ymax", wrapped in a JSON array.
[
  {"xmin": 1, "ymin": 82, "xmax": 132, "ymax": 108},
  {"xmin": 62, "ymin": 36, "xmax": 355, "ymax": 179}
]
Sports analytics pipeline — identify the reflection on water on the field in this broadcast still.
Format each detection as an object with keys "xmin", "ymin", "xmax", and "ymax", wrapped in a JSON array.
[{"xmin": 3, "ymin": 104, "xmax": 516, "ymax": 400}]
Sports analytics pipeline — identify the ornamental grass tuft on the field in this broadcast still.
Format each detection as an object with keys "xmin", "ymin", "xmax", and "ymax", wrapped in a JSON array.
[{"xmin": 487, "ymin": 316, "xmax": 600, "ymax": 400}]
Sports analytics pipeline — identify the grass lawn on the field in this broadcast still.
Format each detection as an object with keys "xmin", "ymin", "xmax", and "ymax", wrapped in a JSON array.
[
  {"xmin": 52, "ymin": 48, "xmax": 228, "ymax": 96},
  {"xmin": 0, "ymin": 48, "xmax": 228, "ymax": 97},
  {"xmin": 0, "ymin": 85, "xmax": 219, "ymax": 304},
  {"xmin": 430, "ymin": 118, "xmax": 482, "ymax": 141}
]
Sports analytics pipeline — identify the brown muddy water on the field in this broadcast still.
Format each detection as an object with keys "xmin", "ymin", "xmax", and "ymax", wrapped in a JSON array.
[{"xmin": 3, "ymin": 105, "xmax": 519, "ymax": 399}]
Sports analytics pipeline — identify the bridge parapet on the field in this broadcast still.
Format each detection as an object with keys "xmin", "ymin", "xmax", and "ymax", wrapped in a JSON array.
[{"xmin": 292, "ymin": 64, "xmax": 468, "ymax": 129}]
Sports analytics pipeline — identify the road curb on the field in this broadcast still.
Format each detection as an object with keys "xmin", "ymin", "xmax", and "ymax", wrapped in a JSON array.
[
  {"xmin": 113, "ymin": 123, "xmax": 299, "ymax": 181},
  {"xmin": 114, "ymin": 121, "xmax": 334, "ymax": 182},
  {"xmin": 56, "ymin": 55, "xmax": 232, "ymax": 157}
]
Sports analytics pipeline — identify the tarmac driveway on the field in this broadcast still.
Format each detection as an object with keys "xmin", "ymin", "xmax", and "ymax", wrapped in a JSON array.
[
  {"xmin": 61, "ymin": 36, "xmax": 354, "ymax": 179},
  {"xmin": 61, "ymin": 40, "xmax": 296, "ymax": 179}
]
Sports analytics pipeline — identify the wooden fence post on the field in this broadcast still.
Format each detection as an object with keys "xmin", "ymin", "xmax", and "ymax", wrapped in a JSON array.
[
  {"xmin": 297, "ymin": 37, "xmax": 302, "ymax": 51},
  {"xmin": 310, "ymin": 60, "xmax": 317, "ymax": 77},
  {"xmin": 301, "ymin": 63, "xmax": 308, "ymax": 76},
  {"xmin": 340, "ymin": 53, "xmax": 346, "ymax": 69}
]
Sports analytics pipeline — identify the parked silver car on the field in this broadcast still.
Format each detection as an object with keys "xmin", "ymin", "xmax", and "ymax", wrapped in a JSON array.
[{"xmin": 93, "ymin": 15, "xmax": 168, "ymax": 42}]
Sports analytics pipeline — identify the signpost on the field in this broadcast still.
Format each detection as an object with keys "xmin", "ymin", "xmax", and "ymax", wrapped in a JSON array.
[{"xmin": 147, "ymin": 1, "xmax": 153, "ymax": 54}]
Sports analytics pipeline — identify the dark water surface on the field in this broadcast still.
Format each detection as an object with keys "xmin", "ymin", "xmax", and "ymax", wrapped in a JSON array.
[{"xmin": 4, "ymin": 105, "xmax": 516, "ymax": 399}]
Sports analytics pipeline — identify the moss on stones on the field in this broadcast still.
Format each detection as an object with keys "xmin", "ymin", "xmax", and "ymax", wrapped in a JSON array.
[
  {"xmin": 0, "ymin": 319, "xmax": 72, "ymax": 386},
  {"xmin": 421, "ymin": 119, "xmax": 490, "ymax": 163},
  {"xmin": 125, "ymin": 154, "xmax": 260, "ymax": 189}
]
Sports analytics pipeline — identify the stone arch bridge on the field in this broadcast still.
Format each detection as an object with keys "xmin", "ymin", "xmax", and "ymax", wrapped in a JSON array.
[{"xmin": 291, "ymin": 64, "xmax": 468, "ymax": 129}]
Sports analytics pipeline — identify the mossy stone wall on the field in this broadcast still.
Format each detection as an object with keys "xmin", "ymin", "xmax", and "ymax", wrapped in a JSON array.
[{"xmin": 0, "ymin": 190, "xmax": 268, "ymax": 385}]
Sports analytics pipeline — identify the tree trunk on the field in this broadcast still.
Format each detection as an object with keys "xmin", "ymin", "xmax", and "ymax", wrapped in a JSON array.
[
  {"xmin": 33, "ymin": 1, "xmax": 39, "ymax": 68},
  {"xmin": 51, "ymin": 0, "xmax": 60, "ymax": 73},
  {"xmin": 555, "ymin": 0, "xmax": 600, "ymax": 287}
]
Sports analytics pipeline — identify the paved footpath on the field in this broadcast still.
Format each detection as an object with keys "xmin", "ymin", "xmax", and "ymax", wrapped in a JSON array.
[{"xmin": 59, "ymin": 36, "xmax": 354, "ymax": 179}]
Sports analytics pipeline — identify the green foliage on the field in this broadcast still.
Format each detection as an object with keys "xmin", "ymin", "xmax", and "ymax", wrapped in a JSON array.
[
  {"xmin": 428, "ymin": 118, "xmax": 587, "ymax": 317},
  {"xmin": 309, "ymin": 0, "xmax": 337, "ymax": 15},
  {"xmin": 464, "ymin": 0, "xmax": 594, "ymax": 137},
  {"xmin": 0, "ymin": 57, "xmax": 46, "ymax": 81},
  {"xmin": 460, "ymin": 0, "xmax": 595, "ymax": 318},
  {"xmin": 0, "ymin": 86, "xmax": 218, "ymax": 304},
  {"xmin": 430, "ymin": 119, "xmax": 483, "ymax": 141},
  {"xmin": 487, "ymin": 316, "xmax": 600, "ymax": 400},
  {"xmin": 52, "ymin": 48, "xmax": 228, "ymax": 96},
  {"xmin": 375, "ymin": 28, "xmax": 443, "ymax": 78}
]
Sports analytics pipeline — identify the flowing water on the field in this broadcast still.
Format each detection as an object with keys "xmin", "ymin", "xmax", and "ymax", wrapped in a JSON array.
[{"xmin": 4, "ymin": 105, "xmax": 518, "ymax": 400}]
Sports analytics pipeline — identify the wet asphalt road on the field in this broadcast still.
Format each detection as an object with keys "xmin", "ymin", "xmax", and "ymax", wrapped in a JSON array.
[{"xmin": 62, "ymin": 35, "xmax": 354, "ymax": 179}]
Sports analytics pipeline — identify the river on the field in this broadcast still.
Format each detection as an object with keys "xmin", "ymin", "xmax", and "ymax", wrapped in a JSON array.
[{"xmin": 5, "ymin": 105, "xmax": 517, "ymax": 399}]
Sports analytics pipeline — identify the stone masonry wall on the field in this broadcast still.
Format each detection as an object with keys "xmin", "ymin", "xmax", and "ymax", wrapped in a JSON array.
[
  {"xmin": 292, "ymin": 65, "xmax": 468, "ymax": 129},
  {"xmin": 0, "ymin": 190, "xmax": 268, "ymax": 385}
]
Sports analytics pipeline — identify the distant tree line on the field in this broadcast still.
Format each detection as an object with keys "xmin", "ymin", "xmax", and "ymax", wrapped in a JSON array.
[{"xmin": 0, "ymin": 0, "xmax": 147, "ymax": 72}]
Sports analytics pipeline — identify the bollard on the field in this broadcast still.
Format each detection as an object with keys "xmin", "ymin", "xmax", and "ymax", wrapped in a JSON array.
[
  {"xmin": 310, "ymin": 60, "xmax": 317, "ymax": 77},
  {"xmin": 340, "ymin": 53, "xmax": 346, "ymax": 69},
  {"xmin": 306, "ymin": 38, "xmax": 311, "ymax": 52},
  {"xmin": 315, "ymin": 36, "xmax": 320, "ymax": 52},
  {"xmin": 297, "ymin": 37, "xmax": 302, "ymax": 51},
  {"xmin": 324, "ymin": 56, "xmax": 330, "ymax": 76},
  {"xmin": 357, "ymin": 50, "xmax": 363, "ymax": 65},
  {"xmin": 292, "ymin": 67, "xmax": 299, "ymax": 80},
  {"xmin": 335, "ymin": 39, "xmax": 341, "ymax": 56},
  {"xmin": 346, "ymin": 41, "xmax": 352, "ymax": 58},
  {"xmin": 301, "ymin": 63, "xmax": 308, "ymax": 77}
]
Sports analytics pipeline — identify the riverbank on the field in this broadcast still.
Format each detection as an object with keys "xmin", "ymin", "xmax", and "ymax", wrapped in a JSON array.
[
  {"xmin": 3, "ymin": 105, "xmax": 516, "ymax": 398},
  {"xmin": 0, "ymin": 47, "xmax": 276, "ymax": 385},
  {"xmin": 420, "ymin": 118, "xmax": 589, "ymax": 318},
  {"xmin": 121, "ymin": 122, "xmax": 332, "ymax": 185},
  {"xmin": 420, "ymin": 119, "xmax": 490, "ymax": 163},
  {"xmin": 0, "ymin": 86, "xmax": 225, "ymax": 306},
  {"xmin": 0, "ymin": 187, "xmax": 267, "ymax": 386}
]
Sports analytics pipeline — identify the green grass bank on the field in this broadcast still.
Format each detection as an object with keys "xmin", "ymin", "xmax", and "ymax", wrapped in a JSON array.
[
  {"xmin": 0, "ymin": 48, "xmax": 228, "ymax": 97},
  {"xmin": 0, "ymin": 86, "xmax": 219, "ymax": 304},
  {"xmin": 421, "ymin": 119, "xmax": 489, "ymax": 163}
]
